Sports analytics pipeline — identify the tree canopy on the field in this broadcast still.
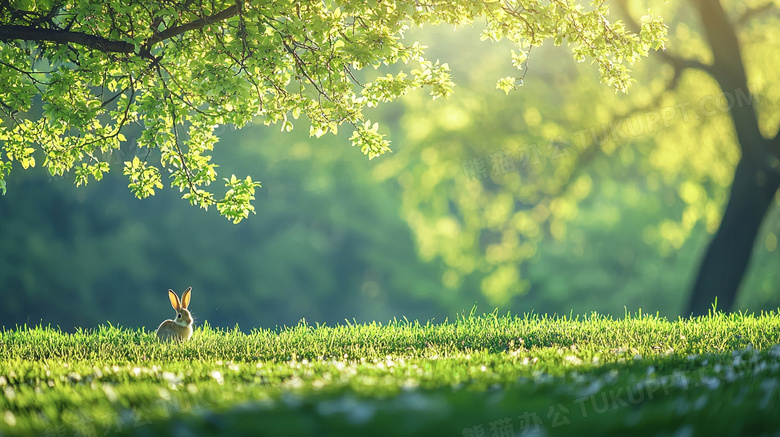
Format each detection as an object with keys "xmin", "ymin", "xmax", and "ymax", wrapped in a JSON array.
[{"xmin": 0, "ymin": 0, "xmax": 666, "ymax": 222}]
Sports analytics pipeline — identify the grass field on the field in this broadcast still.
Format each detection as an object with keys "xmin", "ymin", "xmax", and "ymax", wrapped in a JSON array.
[{"xmin": 2, "ymin": 311, "xmax": 780, "ymax": 437}]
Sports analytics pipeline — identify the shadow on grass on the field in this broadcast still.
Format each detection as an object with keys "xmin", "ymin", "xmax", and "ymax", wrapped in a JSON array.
[{"xmin": 109, "ymin": 348, "xmax": 780, "ymax": 437}]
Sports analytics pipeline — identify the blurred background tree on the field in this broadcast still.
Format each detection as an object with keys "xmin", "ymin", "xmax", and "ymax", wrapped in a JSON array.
[
  {"xmin": 1, "ymin": 0, "xmax": 779, "ymax": 330},
  {"xmin": 386, "ymin": 0, "xmax": 780, "ymax": 317}
]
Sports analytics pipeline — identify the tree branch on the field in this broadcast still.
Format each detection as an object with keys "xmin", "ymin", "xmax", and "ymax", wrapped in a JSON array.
[
  {"xmin": 614, "ymin": 0, "xmax": 712, "ymax": 75},
  {"xmin": 662, "ymin": 53, "xmax": 713, "ymax": 75},
  {"xmin": 736, "ymin": 2, "xmax": 777, "ymax": 28},
  {"xmin": 547, "ymin": 76, "xmax": 683, "ymax": 200},
  {"xmin": 0, "ymin": 4, "xmax": 241, "ymax": 57},
  {"xmin": 145, "ymin": 4, "xmax": 240, "ymax": 47},
  {"xmin": 0, "ymin": 25, "xmax": 134, "ymax": 53}
]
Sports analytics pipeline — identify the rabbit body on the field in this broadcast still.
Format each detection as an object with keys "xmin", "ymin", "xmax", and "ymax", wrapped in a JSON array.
[
  {"xmin": 156, "ymin": 287, "xmax": 193, "ymax": 341},
  {"xmin": 156, "ymin": 318, "xmax": 192, "ymax": 341}
]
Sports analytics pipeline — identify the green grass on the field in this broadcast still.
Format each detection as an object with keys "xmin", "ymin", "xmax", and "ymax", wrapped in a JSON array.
[{"xmin": 2, "ymin": 311, "xmax": 780, "ymax": 437}]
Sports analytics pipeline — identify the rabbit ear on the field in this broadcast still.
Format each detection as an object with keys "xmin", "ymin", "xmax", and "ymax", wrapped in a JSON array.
[
  {"xmin": 181, "ymin": 287, "xmax": 192, "ymax": 309},
  {"xmin": 168, "ymin": 289, "xmax": 181, "ymax": 310}
]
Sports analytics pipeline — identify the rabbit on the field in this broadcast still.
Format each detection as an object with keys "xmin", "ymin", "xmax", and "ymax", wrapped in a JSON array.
[{"xmin": 156, "ymin": 287, "xmax": 193, "ymax": 341}]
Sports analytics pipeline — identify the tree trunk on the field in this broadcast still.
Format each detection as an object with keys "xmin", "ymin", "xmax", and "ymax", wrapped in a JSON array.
[
  {"xmin": 686, "ymin": 148, "xmax": 780, "ymax": 315},
  {"xmin": 685, "ymin": 0, "xmax": 780, "ymax": 315}
]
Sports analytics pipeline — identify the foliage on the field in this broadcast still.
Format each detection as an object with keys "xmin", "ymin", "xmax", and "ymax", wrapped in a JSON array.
[
  {"xmin": 1, "ymin": 312, "xmax": 780, "ymax": 436},
  {"xmin": 0, "ymin": 0, "xmax": 666, "ymax": 221}
]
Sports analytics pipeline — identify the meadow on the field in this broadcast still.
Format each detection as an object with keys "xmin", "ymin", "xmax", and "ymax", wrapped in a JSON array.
[{"xmin": 2, "ymin": 311, "xmax": 780, "ymax": 437}]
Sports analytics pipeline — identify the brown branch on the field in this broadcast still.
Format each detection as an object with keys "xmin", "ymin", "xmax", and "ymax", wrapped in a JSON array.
[
  {"xmin": 0, "ymin": 4, "xmax": 240, "ymax": 57},
  {"xmin": 0, "ymin": 25, "xmax": 134, "ymax": 53},
  {"xmin": 145, "ymin": 4, "xmax": 240, "ymax": 46}
]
